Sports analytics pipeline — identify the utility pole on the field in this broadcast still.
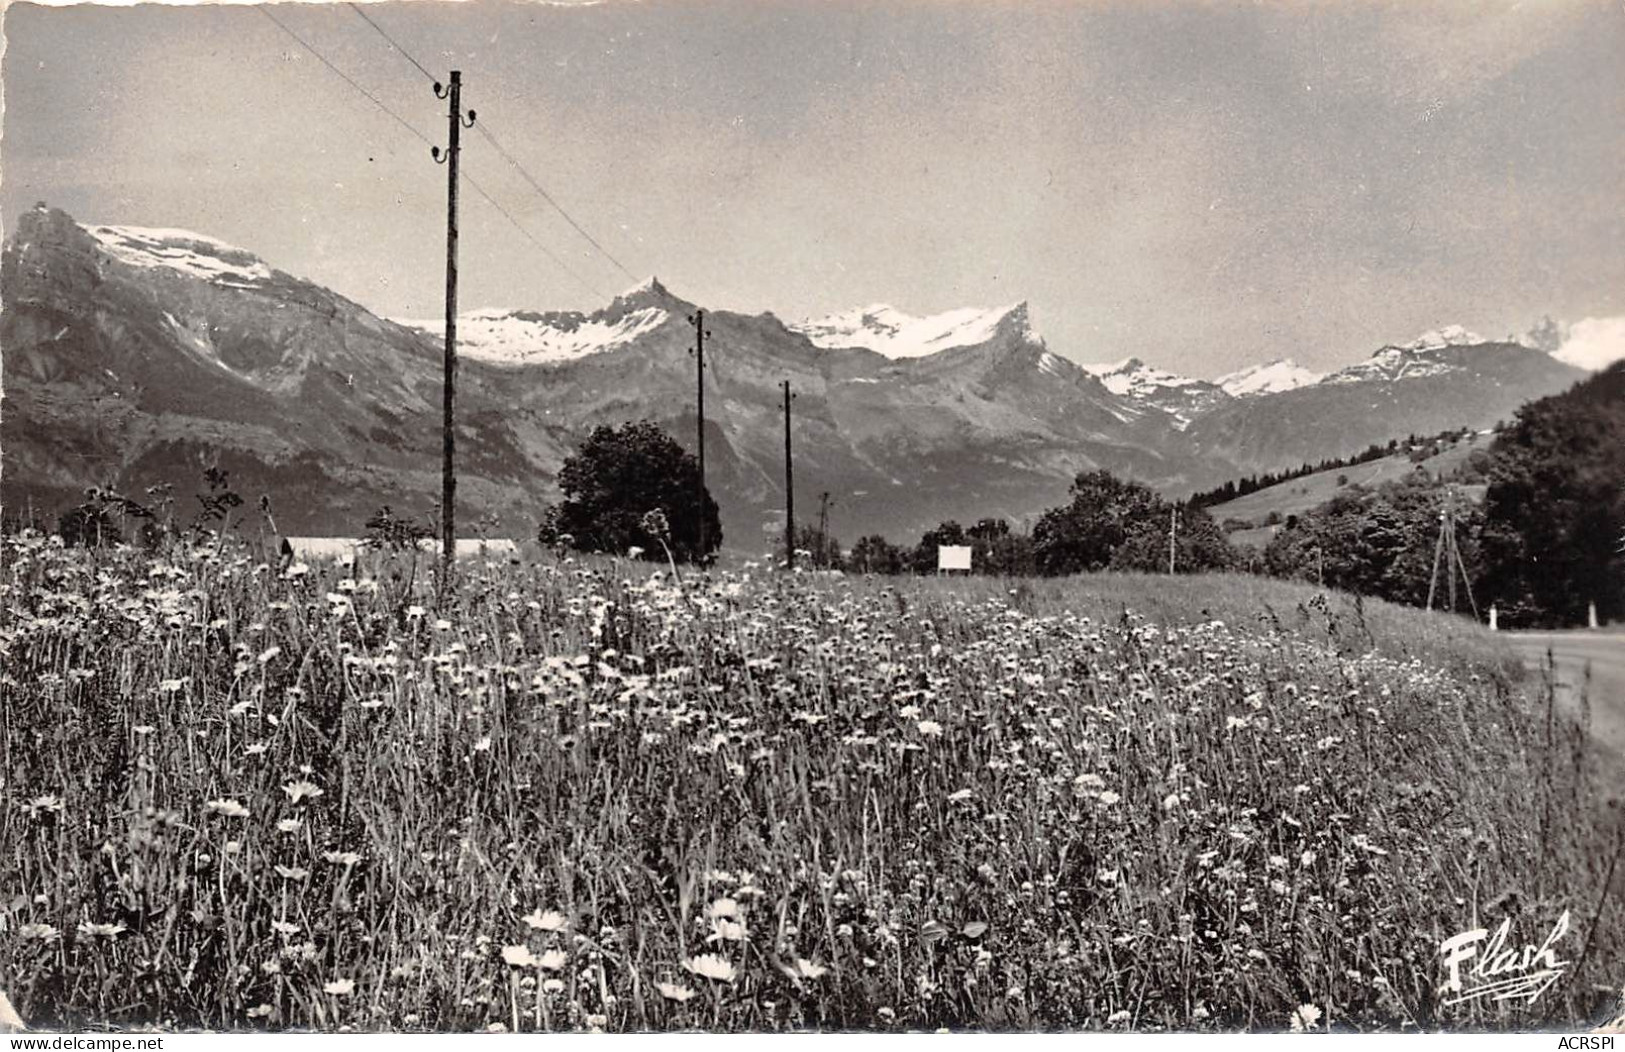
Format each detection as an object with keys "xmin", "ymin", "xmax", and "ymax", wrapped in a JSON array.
[
  {"xmin": 817, "ymin": 491, "xmax": 834, "ymax": 569},
  {"xmin": 782, "ymin": 379, "xmax": 795, "ymax": 570},
  {"xmin": 1447, "ymin": 504, "xmax": 1458, "ymax": 615},
  {"xmin": 1428, "ymin": 489, "xmax": 1451, "ymax": 612},
  {"xmin": 688, "ymin": 309, "xmax": 710, "ymax": 563},
  {"xmin": 432, "ymin": 71, "xmax": 475, "ymax": 581},
  {"xmin": 1168, "ymin": 505, "xmax": 1178, "ymax": 575},
  {"xmin": 1427, "ymin": 487, "xmax": 1480, "ymax": 620}
]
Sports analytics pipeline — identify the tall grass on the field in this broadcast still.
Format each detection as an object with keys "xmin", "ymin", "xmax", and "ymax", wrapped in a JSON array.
[{"xmin": 1, "ymin": 533, "xmax": 1619, "ymax": 1032}]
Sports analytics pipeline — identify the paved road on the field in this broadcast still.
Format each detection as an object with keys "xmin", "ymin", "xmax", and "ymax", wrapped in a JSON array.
[{"xmin": 1503, "ymin": 630, "xmax": 1625, "ymax": 763}]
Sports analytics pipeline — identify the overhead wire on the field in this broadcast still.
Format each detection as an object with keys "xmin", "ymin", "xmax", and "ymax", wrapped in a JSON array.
[
  {"xmin": 259, "ymin": 5, "xmax": 604, "ymax": 299},
  {"xmin": 461, "ymin": 178, "xmax": 604, "ymax": 298},
  {"xmin": 473, "ymin": 122, "xmax": 638, "ymax": 282},
  {"xmin": 344, "ymin": 2, "xmax": 641, "ymax": 284},
  {"xmin": 259, "ymin": 7, "xmax": 434, "ymax": 151},
  {"xmin": 346, "ymin": 3, "xmax": 438, "ymax": 83}
]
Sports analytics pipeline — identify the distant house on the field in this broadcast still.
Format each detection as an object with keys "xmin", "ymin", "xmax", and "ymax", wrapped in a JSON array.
[
  {"xmin": 280, "ymin": 537, "xmax": 366, "ymax": 564},
  {"xmin": 278, "ymin": 537, "xmax": 519, "ymax": 565},
  {"xmin": 415, "ymin": 538, "xmax": 519, "ymax": 559}
]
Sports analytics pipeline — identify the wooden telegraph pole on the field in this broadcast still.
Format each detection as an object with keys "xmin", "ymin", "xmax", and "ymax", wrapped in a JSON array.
[
  {"xmin": 688, "ymin": 309, "xmax": 710, "ymax": 562},
  {"xmin": 782, "ymin": 379, "xmax": 795, "ymax": 570},
  {"xmin": 432, "ymin": 72, "xmax": 475, "ymax": 581},
  {"xmin": 1168, "ymin": 505, "xmax": 1178, "ymax": 575},
  {"xmin": 1426, "ymin": 486, "xmax": 1480, "ymax": 620},
  {"xmin": 817, "ymin": 491, "xmax": 834, "ymax": 568}
]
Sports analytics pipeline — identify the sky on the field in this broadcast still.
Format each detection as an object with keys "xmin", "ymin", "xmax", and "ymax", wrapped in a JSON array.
[{"xmin": 3, "ymin": 0, "xmax": 1623, "ymax": 378}]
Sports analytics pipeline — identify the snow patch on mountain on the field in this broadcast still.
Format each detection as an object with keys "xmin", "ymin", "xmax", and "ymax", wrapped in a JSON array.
[
  {"xmin": 88, "ymin": 225, "xmax": 273, "ymax": 284},
  {"xmin": 1319, "ymin": 325, "xmax": 1498, "ymax": 386},
  {"xmin": 159, "ymin": 306, "xmax": 249, "ymax": 378},
  {"xmin": 1399, "ymin": 324, "xmax": 1485, "ymax": 350},
  {"xmin": 1079, "ymin": 357, "xmax": 1228, "ymax": 431},
  {"xmin": 398, "ymin": 306, "xmax": 668, "ymax": 366},
  {"xmin": 1323, "ymin": 349, "xmax": 1454, "ymax": 385},
  {"xmin": 1080, "ymin": 356, "xmax": 1132, "ymax": 379},
  {"xmin": 1080, "ymin": 357, "xmax": 1205, "ymax": 398},
  {"xmin": 791, "ymin": 302, "xmax": 1028, "ymax": 358},
  {"xmin": 1216, "ymin": 359, "xmax": 1322, "ymax": 397}
]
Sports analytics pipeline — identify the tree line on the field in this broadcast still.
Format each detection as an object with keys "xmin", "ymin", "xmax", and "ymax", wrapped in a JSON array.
[
  {"xmin": 1187, "ymin": 427, "xmax": 1486, "ymax": 509},
  {"xmin": 1258, "ymin": 364, "xmax": 1623, "ymax": 627},
  {"xmin": 525, "ymin": 421, "xmax": 1243, "ymax": 577},
  {"xmin": 534, "ymin": 373, "xmax": 1620, "ymax": 628},
  {"xmin": 27, "ymin": 362, "xmax": 1620, "ymax": 629}
]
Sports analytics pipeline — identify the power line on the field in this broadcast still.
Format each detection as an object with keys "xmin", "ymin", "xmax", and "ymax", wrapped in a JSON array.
[
  {"xmin": 461, "ymin": 172, "xmax": 605, "ymax": 298},
  {"xmin": 346, "ymin": 3, "xmax": 437, "ymax": 83},
  {"xmin": 259, "ymin": 7, "xmax": 434, "ymax": 150},
  {"xmin": 474, "ymin": 123, "xmax": 638, "ymax": 282},
  {"xmin": 259, "ymin": 7, "xmax": 603, "ymax": 299},
  {"xmin": 343, "ymin": 3, "xmax": 640, "ymax": 284}
]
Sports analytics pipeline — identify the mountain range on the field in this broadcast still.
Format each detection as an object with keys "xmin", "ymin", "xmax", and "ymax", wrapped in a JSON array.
[{"xmin": 0, "ymin": 205, "xmax": 1594, "ymax": 547}]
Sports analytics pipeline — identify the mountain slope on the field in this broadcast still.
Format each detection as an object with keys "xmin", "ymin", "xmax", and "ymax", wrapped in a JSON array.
[
  {"xmin": 0, "ymin": 205, "xmax": 1592, "ymax": 547},
  {"xmin": 1080, "ymin": 357, "xmax": 1231, "ymax": 429},
  {"xmin": 1, "ymin": 208, "xmax": 1214, "ymax": 545},
  {"xmin": 1183, "ymin": 337, "xmax": 1585, "ymax": 482},
  {"xmin": 1, "ymin": 206, "xmax": 559, "ymax": 536}
]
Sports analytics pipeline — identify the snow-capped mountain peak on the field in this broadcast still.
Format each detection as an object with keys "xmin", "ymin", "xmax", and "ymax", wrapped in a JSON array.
[
  {"xmin": 790, "ymin": 300, "xmax": 1031, "ymax": 358},
  {"xmin": 1398, "ymin": 324, "xmax": 1486, "ymax": 351},
  {"xmin": 396, "ymin": 304, "xmax": 670, "ymax": 367},
  {"xmin": 1078, "ymin": 356, "xmax": 1229, "ymax": 430},
  {"xmin": 1080, "ymin": 356, "xmax": 1205, "ymax": 398},
  {"xmin": 619, "ymin": 275, "xmax": 663, "ymax": 297},
  {"xmin": 1320, "ymin": 325, "xmax": 1497, "ymax": 386},
  {"xmin": 1216, "ymin": 358, "xmax": 1323, "ymax": 397},
  {"xmin": 87, "ymin": 225, "xmax": 274, "ymax": 286}
]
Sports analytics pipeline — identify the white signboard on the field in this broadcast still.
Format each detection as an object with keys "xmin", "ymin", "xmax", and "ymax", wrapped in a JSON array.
[{"xmin": 937, "ymin": 545, "xmax": 972, "ymax": 572}]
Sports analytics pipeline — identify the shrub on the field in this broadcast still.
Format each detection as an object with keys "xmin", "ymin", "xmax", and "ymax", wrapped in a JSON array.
[{"xmin": 544, "ymin": 421, "xmax": 721, "ymax": 564}]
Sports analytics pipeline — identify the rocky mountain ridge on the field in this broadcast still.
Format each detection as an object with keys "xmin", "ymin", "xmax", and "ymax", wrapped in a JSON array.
[{"xmin": 0, "ymin": 206, "xmax": 1590, "ymax": 546}]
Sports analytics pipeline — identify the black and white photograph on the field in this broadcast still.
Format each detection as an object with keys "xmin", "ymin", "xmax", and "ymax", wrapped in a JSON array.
[{"xmin": 1, "ymin": 0, "xmax": 1623, "ymax": 1037}]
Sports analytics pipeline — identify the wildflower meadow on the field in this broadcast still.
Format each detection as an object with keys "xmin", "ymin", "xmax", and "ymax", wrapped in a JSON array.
[{"xmin": 1, "ymin": 532, "xmax": 1620, "ymax": 1032}]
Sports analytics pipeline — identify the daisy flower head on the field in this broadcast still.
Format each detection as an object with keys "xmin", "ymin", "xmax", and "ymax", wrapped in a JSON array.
[
  {"xmin": 18, "ymin": 922, "xmax": 60, "ymax": 942},
  {"xmin": 705, "ymin": 897, "xmax": 741, "ymax": 921},
  {"xmin": 684, "ymin": 953, "xmax": 737, "ymax": 983},
  {"xmin": 522, "ymin": 908, "xmax": 568, "ymax": 932},
  {"xmin": 282, "ymin": 780, "xmax": 323, "ymax": 804},
  {"xmin": 24, "ymin": 795, "xmax": 64, "ymax": 818},
  {"xmin": 710, "ymin": 917, "xmax": 747, "ymax": 942},
  {"xmin": 789, "ymin": 958, "xmax": 828, "ymax": 980}
]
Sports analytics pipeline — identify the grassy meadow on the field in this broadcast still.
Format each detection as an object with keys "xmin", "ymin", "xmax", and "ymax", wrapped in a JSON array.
[{"xmin": 1, "ymin": 532, "xmax": 1621, "ymax": 1032}]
